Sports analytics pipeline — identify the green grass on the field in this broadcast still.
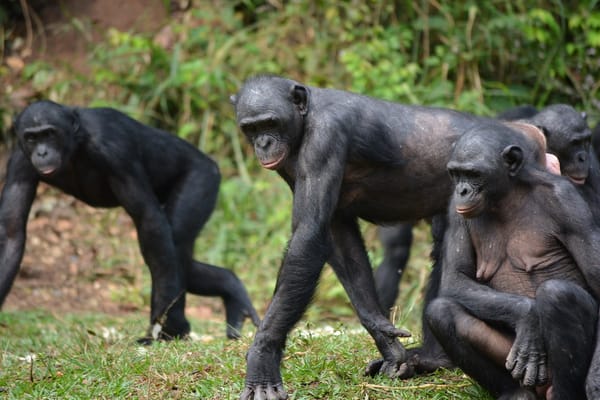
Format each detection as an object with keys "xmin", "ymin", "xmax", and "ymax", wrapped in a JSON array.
[
  {"xmin": 0, "ymin": 311, "xmax": 491, "ymax": 399},
  {"xmin": 0, "ymin": 173, "xmax": 493, "ymax": 399}
]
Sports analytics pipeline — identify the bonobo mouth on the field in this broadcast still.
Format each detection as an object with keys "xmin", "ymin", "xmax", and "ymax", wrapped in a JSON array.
[
  {"xmin": 260, "ymin": 153, "xmax": 287, "ymax": 170},
  {"xmin": 568, "ymin": 175, "xmax": 586, "ymax": 185},
  {"xmin": 39, "ymin": 167, "xmax": 57, "ymax": 176},
  {"xmin": 456, "ymin": 204, "xmax": 481, "ymax": 218}
]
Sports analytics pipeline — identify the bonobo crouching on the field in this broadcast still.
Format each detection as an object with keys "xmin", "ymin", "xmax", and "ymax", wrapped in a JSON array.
[
  {"xmin": 427, "ymin": 122, "xmax": 600, "ymax": 399},
  {"xmin": 230, "ymin": 75, "xmax": 555, "ymax": 399},
  {"xmin": 0, "ymin": 100, "xmax": 259, "ymax": 341}
]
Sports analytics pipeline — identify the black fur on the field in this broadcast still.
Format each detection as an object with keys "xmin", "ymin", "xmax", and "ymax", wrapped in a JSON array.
[
  {"xmin": 1, "ymin": 100, "xmax": 259, "ymax": 341},
  {"xmin": 231, "ymin": 75, "xmax": 533, "ymax": 399},
  {"xmin": 428, "ymin": 123, "xmax": 600, "ymax": 399}
]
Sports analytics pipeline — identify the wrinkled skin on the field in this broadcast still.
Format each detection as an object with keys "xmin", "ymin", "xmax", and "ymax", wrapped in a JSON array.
[
  {"xmin": 0, "ymin": 100, "xmax": 260, "ymax": 341},
  {"xmin": 428, "ymin": 123, "xmax": 600, "ymax": 399},
  {"xmin": 230, "ymin": 75, "xmax": 549, "ymax": 399}
]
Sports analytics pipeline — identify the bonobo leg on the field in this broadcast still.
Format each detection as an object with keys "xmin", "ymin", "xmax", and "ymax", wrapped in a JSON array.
[
  {"xmin": 586, "ymin": 310, "xmax": 600, "ymax": 399},
  {"xmin": 164, "ymin": 160, "xmax": 258, "ymax": 339},
  {"xmin": 240, "ymin": 225, "xmax": 331, "ymax": 400},
  {"xmin": 186, "ymin": 261, "xmax": 260, "ymax": 338},
  {"xmin": 428, "ymin": 280, "xmax": 598, "ymax": 399},
  {"xmin": 426, "ymin": 297, "xmax": 526, "ymax": 398},
  {"xmin": 401, "ymin": 214, "xmax": 453, "ymax": 377},
  {"xmin": 374, "ymin": 223, "xmax": 413, "ymax": 314},
  {"xmin": 328, "ymin": 217, "xmax": 410, "ymax": 378},
  {"xmin": 536, "ymin": 280, "xmax": 597, "ymax": 400}
]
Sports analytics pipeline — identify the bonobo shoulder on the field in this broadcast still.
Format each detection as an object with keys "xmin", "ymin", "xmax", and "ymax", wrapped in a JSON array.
[{"xmin": 541, "ymin": 176, "xmax": 593, "ymax": 223}]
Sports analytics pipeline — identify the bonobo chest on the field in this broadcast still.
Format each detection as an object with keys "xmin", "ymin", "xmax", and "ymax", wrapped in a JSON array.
[
  {"xmin": 470, "ymin": 214, "xmax": 585, "ymax": 298},
  {"xmin": 40, "ymin": 160, "xmax": 119, "ymax": 208}
]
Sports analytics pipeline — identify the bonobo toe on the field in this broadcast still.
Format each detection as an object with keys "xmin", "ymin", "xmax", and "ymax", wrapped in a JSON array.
[{"xmin": 240, "ymin": 384, "xmax": 288, "ymax": 400}]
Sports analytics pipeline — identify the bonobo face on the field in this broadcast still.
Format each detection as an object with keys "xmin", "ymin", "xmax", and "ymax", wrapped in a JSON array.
[
  {"xmin": 533, "ymin": 105, "xmax": 591, "ymax": 185},
  {"xmin": 15, "ymin": 101, "xmax": 76, "ymax": 176},
  {"xmin": 447, "ymin": 160, "xmax": 488, "ymax": 219},
  {"xmin": 239, "ymin": 113, "xmax": 289, "ymax": 170},
  {"xmin": 232, "ymin": 76, "xmax": 308, "ymax": 170},
  {"xmin": 447, "ymin": 128, "xmax": 522, "ymax": 219}
]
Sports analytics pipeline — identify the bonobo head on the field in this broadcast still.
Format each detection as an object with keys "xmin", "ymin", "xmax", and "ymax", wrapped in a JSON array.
[
  {"xmin": 231, "ymin": 75, "xmax": 308, "ymax": 170},
  {"xmin": 14, "ymin": 100, "xmax": 80, "ymax": 176},
  {"xmin": 530, "ymin": 104, "xmax": 591, "ymax": 185},
  {"xmin": 447, "ymin": 123, "xmax": 544, "ymax": 218}
]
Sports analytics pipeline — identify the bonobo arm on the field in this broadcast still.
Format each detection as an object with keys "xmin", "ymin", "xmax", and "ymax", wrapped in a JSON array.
[
  {"xmin": 441, "ymin": 213, "xmax": 545, "ymax": 386},
  {"xmin": 441, "ymin": 214, "xmax": 534, "ymax": 325},
  {"xmin": 0, "ymin": 149, "xmax": 39, "ymax": 306},
  {"xmin": 241, "ymin": 122, "xmax": 347, "ymax": 400},
  {"xmin": 552, "ymin": 184, "xmax": 600, "ymax": 298},
  {"xmin": 107, "ymin": 163, "xmax": 182, "ymax": 326}
]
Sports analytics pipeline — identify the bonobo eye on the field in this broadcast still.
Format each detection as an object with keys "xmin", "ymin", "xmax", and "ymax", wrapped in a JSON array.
[{"xmin": 448, "ymin": 168, "xmax": 480, "ymax": 182}]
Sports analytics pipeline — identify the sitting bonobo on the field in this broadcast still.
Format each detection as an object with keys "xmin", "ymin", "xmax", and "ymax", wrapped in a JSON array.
[
  {"xmin": 0, "ymin": 100, "xmax": 259, "ymax": 341},
  {"xmin": 426, "ymin": 122, "xmax": 600, "ymax": 399}
]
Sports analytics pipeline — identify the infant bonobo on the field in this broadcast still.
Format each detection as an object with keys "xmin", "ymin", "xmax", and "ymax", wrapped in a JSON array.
[
  {"xmin": 0, "ymin": 100, "xmax": 259, "ymax": 341},
  {"xmin": 427, "ymin": 122, "xmax": 600, "ymax": 399}
]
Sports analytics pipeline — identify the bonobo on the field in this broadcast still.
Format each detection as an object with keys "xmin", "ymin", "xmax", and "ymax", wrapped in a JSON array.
[
  {"xmin": 0, "ymin": 100, "xmax": 259, "ymax": 341},
  {"xmin": 230, "ymin": 75, "xmax": 544, "ymax": 399},
  {"xmin": 426, "ymin": 122, "xmax": 600, "ymax": 399},
  {"xmin": 374, "ymin": 105, "xmax": 558, "ymax": 316},
  {"xmin": 501, "ymin": 104, "xmax": 600, "ymax": 224}
]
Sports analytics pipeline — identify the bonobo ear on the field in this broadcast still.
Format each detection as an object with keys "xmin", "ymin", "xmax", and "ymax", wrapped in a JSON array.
[
  {"xmin": 291, "ymin": 84, "xmax": 309, "ymax": 116},
  {"xmin": 581, "ymin": 111, "xmax": 587, "ymax": 121},
  {"xmin": 501, "ymin": 145, "xmax": 524, "ymax": 177},
  {"xmin": 229, "ymin": 94, "xmax": 238, "ymax": 106}
]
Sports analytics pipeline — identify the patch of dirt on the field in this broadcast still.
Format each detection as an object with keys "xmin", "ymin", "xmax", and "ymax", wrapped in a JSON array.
[{"xmin": 4, "ymin": 185, "xmax": 145, "ymax": 315}]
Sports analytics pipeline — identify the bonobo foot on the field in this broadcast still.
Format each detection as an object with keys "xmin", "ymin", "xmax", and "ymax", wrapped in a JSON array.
[
  {"xmin": 240, "ymin": 342, "xmax": 287, "ymax": 400},
  {"xmin": 136, "ymin": 321, "xmax": 191, "ymax": 345},
  {"xmin": 224, "ymin": 281, "xmax": 261, "ymax": 339},
  {"xmin": 365, "ymin": 345, "xmax": 453, "ymax": 379},
  {"xmin": 240, "ymin": 383, "xmax": 288, "ymax": 400}
]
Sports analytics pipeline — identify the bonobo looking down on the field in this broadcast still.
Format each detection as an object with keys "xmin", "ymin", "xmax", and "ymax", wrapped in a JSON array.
[{"xmin": 0, "ymin": 100, "xmax": 259, "ymax": 342}]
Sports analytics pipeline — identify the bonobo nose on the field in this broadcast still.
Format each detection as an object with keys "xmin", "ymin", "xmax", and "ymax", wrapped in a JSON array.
[
  {"xmin": 578, "ymin": 152, "xmax": 587, "ymax": 162},
  {"xmin": 256, "ymin": 135, "xmax": 272, "ymax": 149}
]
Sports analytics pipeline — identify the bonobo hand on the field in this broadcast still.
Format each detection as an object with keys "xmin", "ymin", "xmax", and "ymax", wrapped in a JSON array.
[
  {"xmin": 240, "ymin": 342, "xmax": 287, "ymax": 400},
  {"xmin": 506, "ymin": 310, "xmax": 548, "ymax": 387}
]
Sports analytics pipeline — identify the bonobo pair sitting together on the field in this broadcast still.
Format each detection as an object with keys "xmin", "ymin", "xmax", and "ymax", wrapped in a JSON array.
[
  {"xmin": 2, "ymin": 75, "xmax": 599, "ymax": 400},
  {"xmin": 231, "ymin": 75, "xmax": 600, "ymax": 399}
]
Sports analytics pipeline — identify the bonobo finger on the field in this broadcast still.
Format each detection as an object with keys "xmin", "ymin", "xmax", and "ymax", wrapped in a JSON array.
[
  {"xmin": 240, "ymin": 387, "xmax": 253, "ymax": 400},
  {"xmin": 505, "ymin": 345, "xmax": 518, "ymax": 371},
  {"xmin": 365, "ymin": 359, "xmax": 384, "ymax": 377},
  {"xmin": 510, "ymin": 356, "xmax": 527, "ymax": 382},
  {"xmin": 391, "ymin": 327, "xmax": 411, "ymax": 338},
  {"xmin": 255, "ymin": 387, "xmax": 267, "ymax": 400},
  {"xmin": 536, "ymin": 361, "xmax": 548, "ymax": 386},
  {"xmin": 522, "ymin": 362, "xmax": 538, "ymax": 387},
  {"xmin": 396, "ymin": 361, "xmax": 416, "ymax": 379},
  {"xmin": 265, "ymin": 385, "xmax": 288, "ymax": 400}
]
